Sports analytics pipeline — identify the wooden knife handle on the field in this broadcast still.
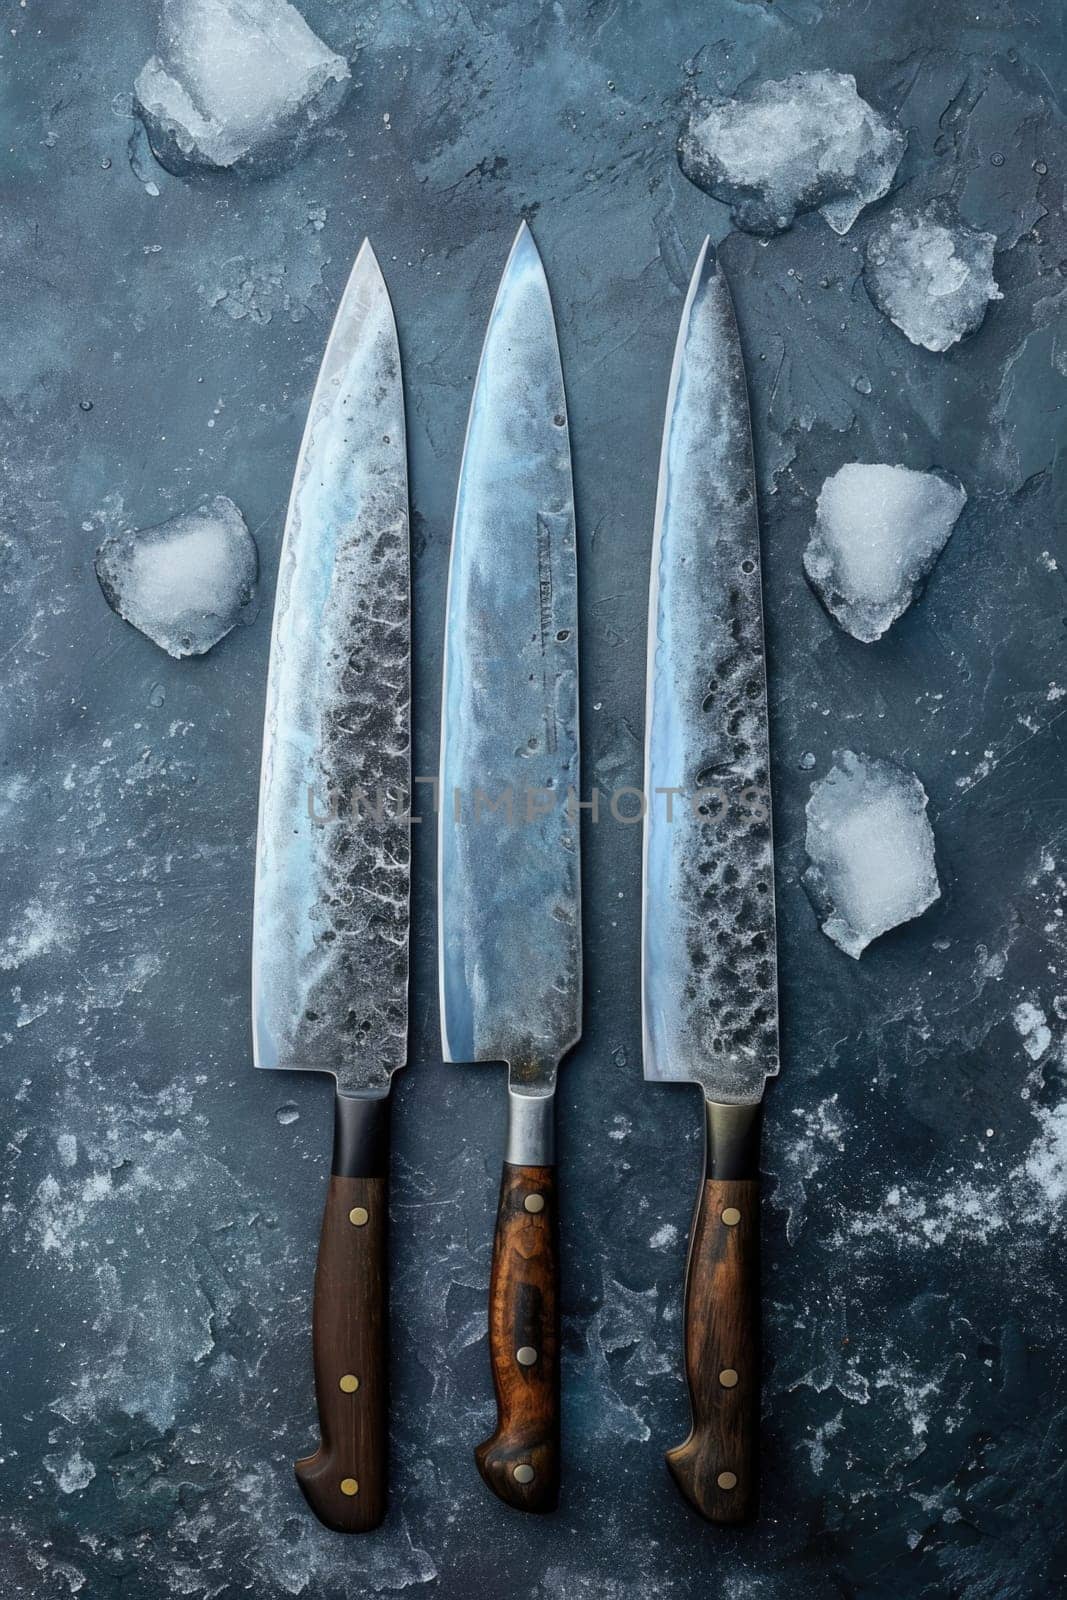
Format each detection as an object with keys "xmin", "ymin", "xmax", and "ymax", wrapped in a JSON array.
[
  {"xmin": 475, "ymin": 1162, "xmax": 560, "ymax": 1512},
  {"xmin": 666, "ymin": 1099, "xmax": 761, "ymax": 1524},
  {"xmin": 295, "ymin": 1091, "xmax": 390, "ymax": 1533}
]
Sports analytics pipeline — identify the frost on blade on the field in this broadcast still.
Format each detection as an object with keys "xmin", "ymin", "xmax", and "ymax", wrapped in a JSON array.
[
  {"xmin": 95, "ymin": 495, "xmax": 259, "ymax": 658},
  {"xmin": 134, "ymin": 0, "xmax": 350, "ymax": 176},
  {"xmin": 804, "ymin": 464, "xmax": 967, "ymax": 642},
  {"xmin": 803, "ymin": 752, "xmax": 940, "ymax": 958},
  {"xmin": 864, "ymin": 207, "xmax": 1001, "ymax": 352},
  {"xmin": 679, "ymin": 71, "xmax": 905, "ymax": 235}
]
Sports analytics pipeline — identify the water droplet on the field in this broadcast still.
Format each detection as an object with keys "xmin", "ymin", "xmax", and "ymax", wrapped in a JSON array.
[
  {"xmin": 853, "ymin": 375, "xmax": 872, "ymax": 395},
  {"xmin": 799, "ymin": 752, "xmax": 816, "ymax": 770},
  {"xmin": 990, "ymin": 152, "xmax": 1004, "ymax": 167},
  {"xmin": 276, "ymin": 1103, "xmax": 300, "ymax": 1126},
  {"xmin": 79, "ymin": 399, "xmax": 93, "ymax": 412},
  {"xmin": 1034, "ymin": 160, "xmax": 1048, "ymax": 175},
  {"xmin": 147, "ymin": 683, "xmax": 166, "ymax": 708},
  {"xmin": 101, "ymin": 156, "xmax": 112, "ymax": 170}
]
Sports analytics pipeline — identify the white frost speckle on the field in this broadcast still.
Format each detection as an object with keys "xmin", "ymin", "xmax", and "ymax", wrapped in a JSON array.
[
  {"xmin": 804, "ymin": 1410, "xmax": 844, "ymax": 1473},
  {"xmin": 1022, "ymin": 1101, "xmax": 1067, "ymax": 1212},
  {"xmin": 95, "ymin": 496, "xmax": 258, "ymax": 659},
  {"xmin": 804, "ymin": 464, "xmax": 966, "ymax": 642},
  {"xmin": 649, "ymin": 1222, "xmax": 678, "ymax": 1251},
  {"xmin": 0, "ymin": 896, "xmax": 73, "ymax": 971},
  {"xmin": 679, "ymin": 70, "xmax": 905, "ymax": 235},
  {"xmin": 849, "ymin": 1097, "xmax": 1067, "ymax": 1250},
  {"xmin": 803, "ymin": 752, "xmax": 940, "ymax": 958},
  {"xmin": 134, "ymin": 0, "xmax": 350, "ymax": 176},
  {"xmin": 56, "ymin": 1133, "xmax": 78, "ymax": 1168},
  {"xmin": 864, "ymin": 207, "xmax": 1001, "ymax": 352},
  {"xmin": 775, "ymin": 1095, "xmax": 847, "ymax": 1241}
]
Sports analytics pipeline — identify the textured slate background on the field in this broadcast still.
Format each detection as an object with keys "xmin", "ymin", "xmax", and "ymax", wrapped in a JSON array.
[{"xmin": 2, "ymin": 2, "xmax": 1066, "ymax": 1596}]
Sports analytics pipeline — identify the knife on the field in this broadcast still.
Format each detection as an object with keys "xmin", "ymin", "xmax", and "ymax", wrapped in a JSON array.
[
  {"xmin": 641, "ymin": 238, "xmax": 778, "ymax": 1525},
  {"xmin": 252, "ymin": 240, "xmax": 409, "ymax": 1533},
  {"xmin": 438, "ymin": 222, "xmax": 580, "ymax": 1513}
]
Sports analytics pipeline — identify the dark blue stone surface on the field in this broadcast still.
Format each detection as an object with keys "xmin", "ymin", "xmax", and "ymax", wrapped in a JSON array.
[{"xmin": 2, "ymin": 3, "xmax": 1065, "ymax": 1596}]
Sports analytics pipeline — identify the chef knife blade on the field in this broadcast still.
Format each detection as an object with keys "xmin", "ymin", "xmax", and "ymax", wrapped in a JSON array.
[
  {"xmin": 252, "ymin": 239, "xmax": 409, "ymax": 1533},
  {"xmin": 438, "ymin": 222, "xmax": 580, "ymax": 1512},
  {"xmin": 641, "ymin": 238, "xmax": 779, "ymax": 1524}
]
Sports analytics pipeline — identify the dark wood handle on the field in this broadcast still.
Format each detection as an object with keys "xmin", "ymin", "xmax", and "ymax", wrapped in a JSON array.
[
  {"xmin": 475, "ymin": 1162, "xmax": 560, "ymax": 1512},
  {"xmin": 295, "ymin": 1093, "xmax": 389, "ymax": 1533},
  {"xmin": 667, "ymin": 1176, "xmax": 760, "ymax": 1523}
]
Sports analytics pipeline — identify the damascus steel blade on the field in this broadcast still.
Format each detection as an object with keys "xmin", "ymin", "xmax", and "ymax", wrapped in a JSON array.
[
  {"xmin": 641, "ymin": 239, "xmax": 779, "ymax": 1105},
  {"xmin": 438, "ymin": 223, "xmax": 580, "ymax": 1086},
  {"xmin": 252, "ymin": 240, "xmax": 409, "ymax": 1093}
]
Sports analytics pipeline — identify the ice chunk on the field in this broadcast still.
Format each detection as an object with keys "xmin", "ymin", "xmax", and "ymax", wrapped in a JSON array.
[
  {"xmin": 134, "ymin": 0, "xmax": 350, "ymax": 176},
  {"xmin": 864, "ymin": 207, "xmax": 1001, "ymax": 352},
  {"xmin": 804, "ymin": 464, "xmax": 967, "ymax": 642},
  {"xmin": 679, "ymin": 71, "xmax": 905, "ymax": 235},
  {"xmin": 803, "ymin": 752, "xmax": 940, "ymax": 958},
  {"xmin": 95, "ymin": 496, "xmax": 259, "ymax": 658},
  {"xmin": 44, "ymin": 1450, "xmax": 96, "ymax": 1494}
]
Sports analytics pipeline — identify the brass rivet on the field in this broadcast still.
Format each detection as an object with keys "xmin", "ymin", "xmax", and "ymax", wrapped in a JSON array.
[
  {"xmin": 339, "ymin": 1374, "xmax": 360, "ymax": 1393},
  {"xmin": 348, "ymin": 1206, "xmax": 369, "ymax": 1227},
  {"xmin": 516, "ymin": 1346, "xmax": 538, "ymax": 1367},
  {"xmin": 719, "ymin": 1368, "xmax": 739, "ymax": 1388},
  {"xmin": 717, "ymin": 1471, "xmax": 738, "ymax": 1491},
  {"xmin": 513, "ymin": 1464, "xmax": 535, "ymax": 1484},
  {"xmin": 721, "ymin": 1207, "xmax": 741, "ymax": 1227},
  {"xmin": 524, "ymin": 1193, "xmax": 545, "ymax": 1213},
  {"xmin": 340, "ymin": 1477, "xmax": 359, "ymax": 1496}
]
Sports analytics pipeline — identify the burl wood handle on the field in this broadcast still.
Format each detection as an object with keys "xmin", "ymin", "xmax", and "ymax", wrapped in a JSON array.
[
  {"xmin": 475, "ymin": 1163, "xmax": 560, "ymax": 1512},
  {"xmin": 667, "ymin": 1176, "xmax": 760, "ymax": 1524},
  {"xmin": 295, "ymin": 1092, "xmax": 389, "ymax": 1533}
]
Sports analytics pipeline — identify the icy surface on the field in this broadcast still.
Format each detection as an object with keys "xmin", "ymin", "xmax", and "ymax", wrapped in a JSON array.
[
  {"xmin": 679, "ymin": 71, "xmax": 905, "ymax": 235},
  {"xmin": 6, "ymin": 9, "xmax": 1067, "ymax": 1594},
  {"xmin": 864, "ymin": 207, "xmax": 1001, "ymax": 351},
  {"xmin": 803, "ymin": 752, "xmax": 940, "ymax": 958},
  {"xmin": 804, "ymin": 463, "xmax": 967, "ymax": 641},
  {"xmin": 95, "ymin": 495, "xmax": 258, "ymax": 658},
  {"xmin": 134, "ymin": 0, "xmax": 350, "ymax": 175}
]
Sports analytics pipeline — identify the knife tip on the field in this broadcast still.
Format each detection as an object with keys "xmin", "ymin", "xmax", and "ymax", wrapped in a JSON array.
[
  {"xmin": 508, "ymin": 216, "xmax": 542, "ymax": 266},
  {"xmin": 344, "ymin": 237, "xmax": 396, "ymax": 317},
  {"xmin": 354, "ymin": 235, "xmax": 380, "ymax": 271}
]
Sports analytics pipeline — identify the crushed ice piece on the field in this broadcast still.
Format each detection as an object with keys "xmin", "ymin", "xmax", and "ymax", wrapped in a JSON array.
[
  {"xmin": 95, "ymin": 495, "xmax": 259, "ymax": 658},
  {"xmin": 679, "ymin": 71, "xmax": 905, "ymax": 235},
  {"xmin": 45, "ymin": 1450, "xmax": 96, "ymax": 1494},
  {"xmin": 1013, "ymin": 1000, "xmax": 1051, "ymax": 1060},
  {"xmin": 134, "ymin": 0, "xmax": 350, "ymax": 176},
  {"xmin": 803, "ymin": 751, "xmax": 940, "ymax": 958},
  {"xmin": 864, "ymin": 207, "xmax": 1001, "ymax": 352},
  {"xmin": 804, "ymin": 464, "xmax": 967, "ymax": 641}
]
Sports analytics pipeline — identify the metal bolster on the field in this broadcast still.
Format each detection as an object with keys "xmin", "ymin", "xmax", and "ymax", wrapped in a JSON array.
[
  {"xmin": 332, "ymin": 1088, "xmax": 391, "ymax": 1178},
  {"xmin": 704, "ymin": 1097, "xmax": 762, "ymax": 1181},
  {"xmin": 504, "ymin": 1081, "xmax": 556, "ymax": 1167}
]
